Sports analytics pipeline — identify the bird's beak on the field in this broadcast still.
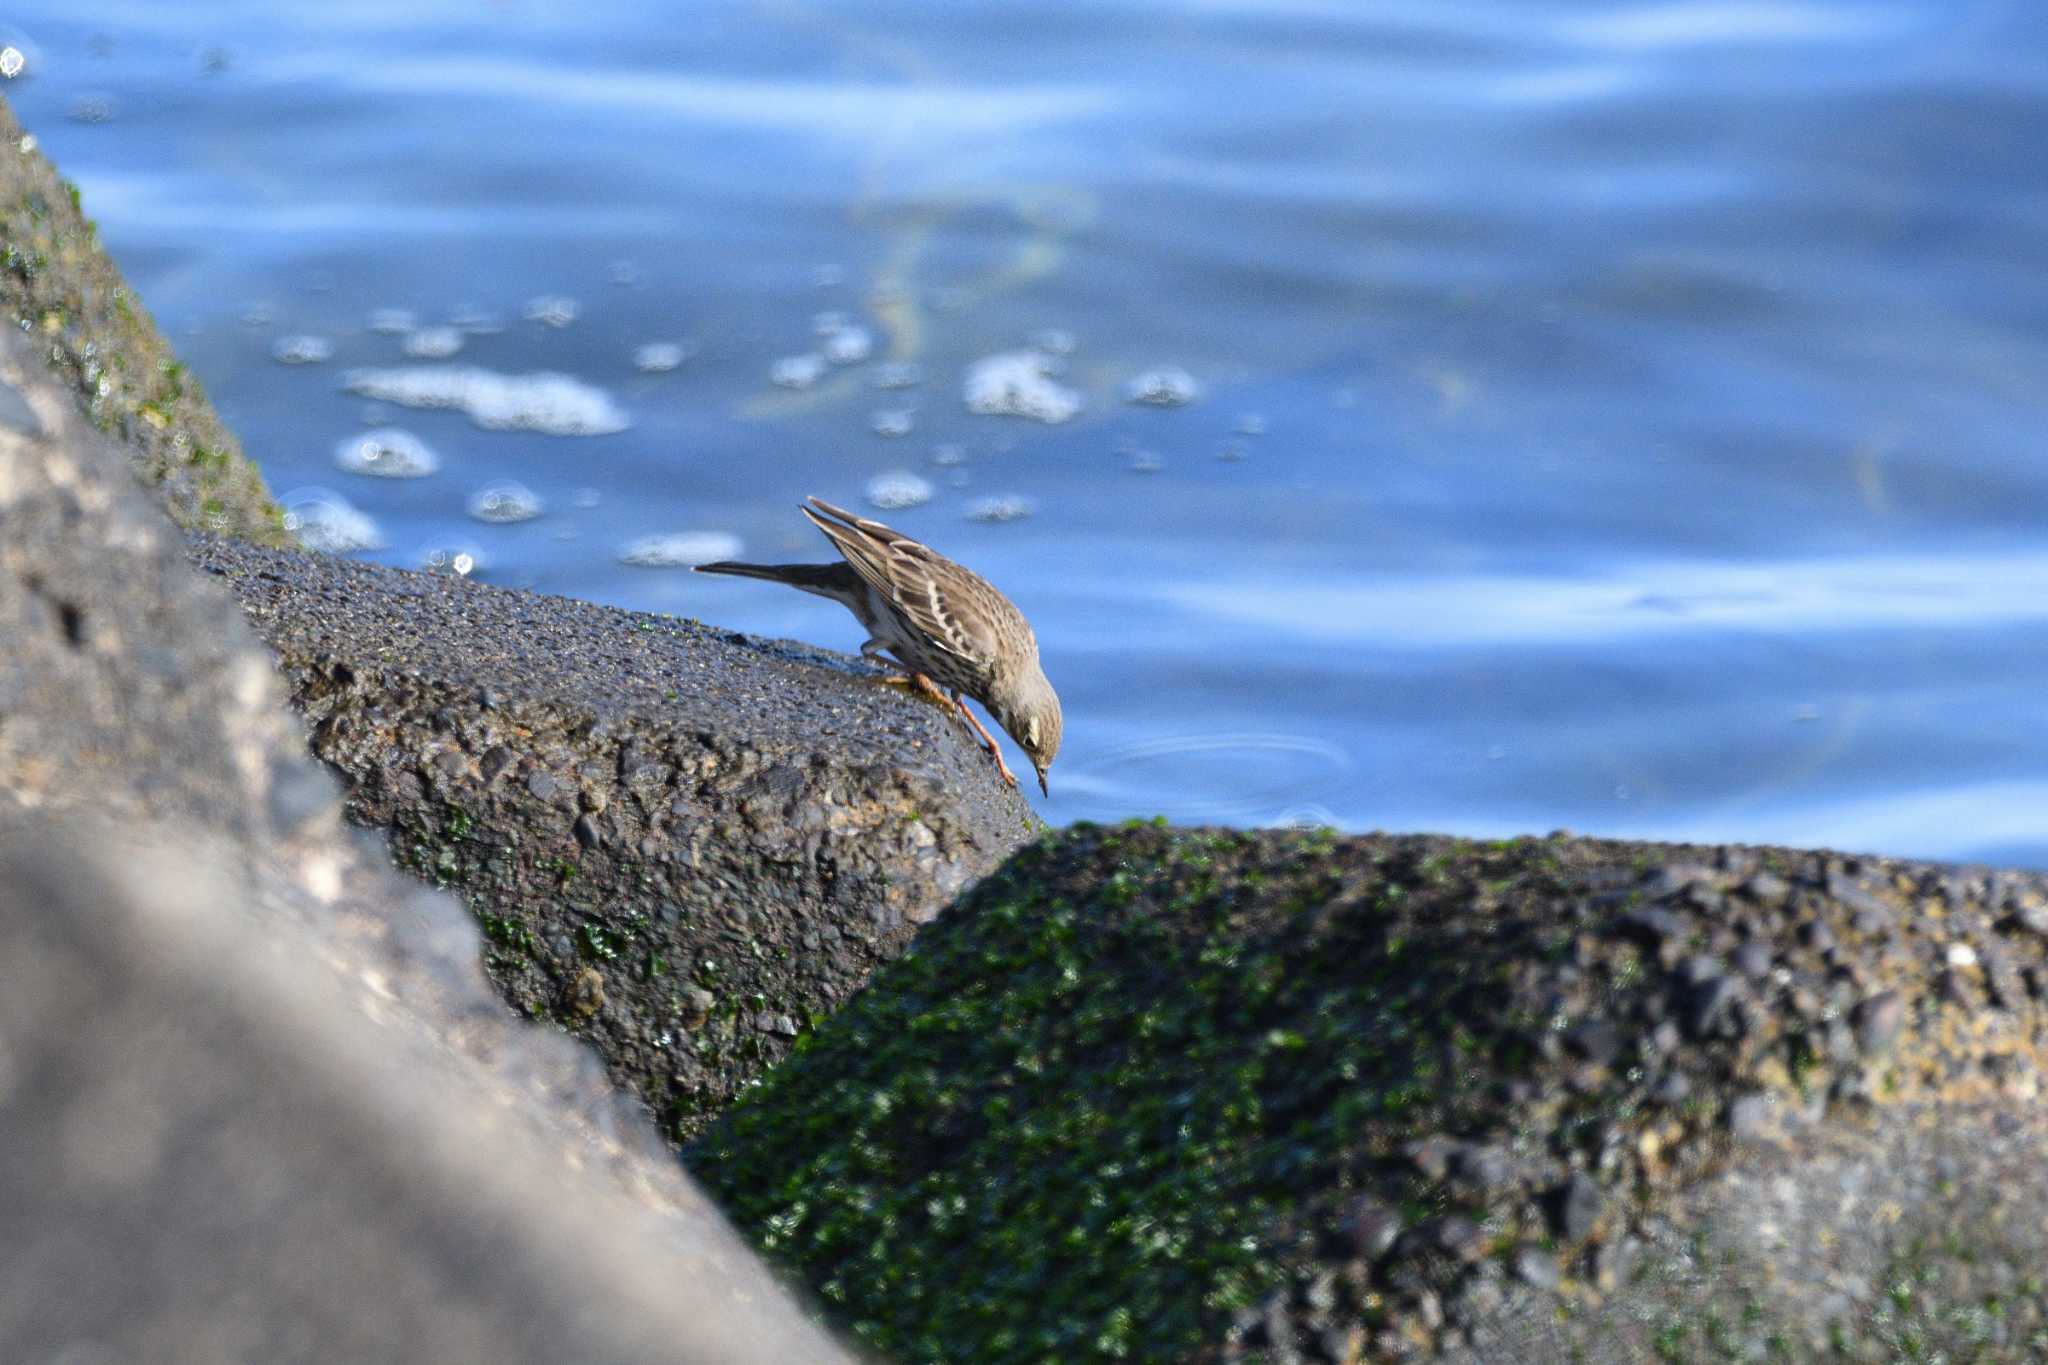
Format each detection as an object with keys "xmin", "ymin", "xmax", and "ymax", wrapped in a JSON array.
[{"xmin": 1036, "ymin": 767, "xmax": 1049, "ymax": 798}]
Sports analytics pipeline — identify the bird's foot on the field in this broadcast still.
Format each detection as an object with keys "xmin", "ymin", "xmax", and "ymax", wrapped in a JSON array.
[{"xmin": 879, "ymin": 672, "xmax": 956, "ymax": 712}]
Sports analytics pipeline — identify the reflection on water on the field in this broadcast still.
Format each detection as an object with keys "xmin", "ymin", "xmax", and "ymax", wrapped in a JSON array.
[{"xmin": 11, "ymin": 0, "xmax": 2048, "ymax": 865}]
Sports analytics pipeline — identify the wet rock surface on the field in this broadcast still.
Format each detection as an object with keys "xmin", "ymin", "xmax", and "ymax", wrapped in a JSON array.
[
  {"xmin": 1, "ymin": 97, "xmax": 287, "ymax": 545},
  {"xmin": 188, "ymin": 533, "xmax": 1041, "ymax": 1140},
  {"xmin": 0, "ymin": 321, "xmax": 848, "ymax": 1361},
  {"xmin": 694, "ymin": 821, "xmax": 2048, "ymax": 1363}
]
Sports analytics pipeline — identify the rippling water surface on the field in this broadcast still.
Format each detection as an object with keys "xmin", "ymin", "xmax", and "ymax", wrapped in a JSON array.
[{"xmin": 9, "ymin": 1, "xmax": 2048, "ymax": 863}]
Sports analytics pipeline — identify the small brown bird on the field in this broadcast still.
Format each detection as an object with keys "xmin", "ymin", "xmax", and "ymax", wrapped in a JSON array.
[{"xmin": 695, "ymin": 496, "xmax": 1063, "ymax": 795}]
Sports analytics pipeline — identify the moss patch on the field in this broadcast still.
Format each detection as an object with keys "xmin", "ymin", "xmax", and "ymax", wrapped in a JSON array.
[
  {"xmin": 691, "ymin": 823, "xmax": 2048, "ymax": 1361},
  {"xmin": 1, "ymin": 97, "xmax": 286, "ymax": 544}
]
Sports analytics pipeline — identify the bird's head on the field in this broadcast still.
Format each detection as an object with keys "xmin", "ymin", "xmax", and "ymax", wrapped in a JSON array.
[{"xmin": 995, "ymin": 666, "xmax": 1062, "ymax": 798}]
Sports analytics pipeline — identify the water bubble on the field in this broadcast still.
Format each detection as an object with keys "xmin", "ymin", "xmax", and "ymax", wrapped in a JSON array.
[
  {"xmin": 1128, "ymin": 450, "xmax": 1165, "ymax": 474},
  {"xmin": 871, "ymin": 408, "xmax": 915, "ymax": 438},
  {"xmin": 467, "ymin": 480, "xmax": 543, "ymax": 524},
  {"xmin": 967, "ymin": 494, "xmax": 1035, "ymax": 523},
  {"xmin": 1126, "ymin": 366, "xmax": 1201, "ymax": 407},
  {"xmin": 402, "ymin": 325, "xmax": 464, "ymax": 360},
  {"xmin": 1235, "ymin": 413, "xmax": 1268, "ymax": 437},
  {"xmin": 634, "ymin": 341, "xmax": 693, "ymax": 373},
  {"xmin": 1273, "ymin": 804, "xmax": 1337, "ymax": 830},
  {"xmin": 419, "ymin": 544, "xmax": 483, "ymax": 577},
  {"xmin": 964, "ymin": 351, "xmax": 1081, "ymax": 424},
  {"xmin": 864, "ymin": 470, "xmax": 933, "ymax": 511},
  {"xmin": 280, "ymin": 487, "xmax": 384, "ymax": 554},
  {"xmin": 368, "ymin": 308, "xmax": 417, "ymax": 336},
  {"xmin": 619, "ymin": 531, "xmax": 744, "ymax": 568},
  {"xmin": 240, "ymin": 303, "xmax": 275, "ymax": 328},
  {"xmin": 334, "ymin": 427, "xmax": 439, "ymax": 479},
  {"xmin": 812, "ymin": 263, "xmax": 846, "ymax": 288},
  {"xmin": 67, "ymin": 93, "xmax": 116, "ymax": 125},
  {"xmin": 1, "ymin": 44, "xmax": 32, "ymax": 82},
  {"xmin": 270, "ymin": 334, "xmax": 334, "ymax": 365},
  {"xmin": 770, "ymin": 353, "xmax": 827, "ymax": 389},
  {"xmin": 607, "ymin": 259, "xmax": 645, "ymax": 287},
  {"xmin": 812, "ymin": 311, "xmax": 874, "ymax": 365},
  {"xmin": 1030, "ymin": 328, "xmax": 1076, "ymax": 357},
  {"xmin": 342, "ymin": 366, "xmax": 629, "ymax": 436},
  {"xmin": 523, "ymin": 294, "xmax": 580, "ymax": 328},
  {"xmin": 871, "ymin": 360, "xmax": 923, "ymax": 390},
  {"xmin": 571, "ymin": 487, "xmax": 601, "ymax": 509},
  {"xmin": 930, "ymin": 443, "xmax": 966, "ymax": 468}
]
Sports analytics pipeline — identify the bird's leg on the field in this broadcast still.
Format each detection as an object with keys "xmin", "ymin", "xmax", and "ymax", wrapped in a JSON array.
[
  {"xmin": 877, "ymin": 668, "xmax": 957, "ymax": 714},
  {"xmin": 951, "ymin": 691, "xmax": 1018, "ymax": 788},
  {"xmin": 862, "ymin": 638, "xmax": 910, "ymax": 685}
]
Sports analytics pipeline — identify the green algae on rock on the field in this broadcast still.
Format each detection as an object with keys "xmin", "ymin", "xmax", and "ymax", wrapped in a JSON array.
[
  {"xmin": 689, "ymin": 822, "xmax": 2048, "ymax": 1362},
  {"xmin": 0, "ymin": 97, "xmax": 286, "ymax": 545}
]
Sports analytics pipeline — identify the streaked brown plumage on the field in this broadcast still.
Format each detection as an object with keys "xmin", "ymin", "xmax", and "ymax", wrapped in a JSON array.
[{"xmin": 695, "ymin": 496, "xmax": 1063, "ymax": 794}]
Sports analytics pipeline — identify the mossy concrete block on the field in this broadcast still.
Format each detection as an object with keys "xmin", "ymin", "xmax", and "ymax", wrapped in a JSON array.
[
  {"xmin": 189, "ymin": 533, "xmax": 1043, "ymax": 1140},
  {"xmin": 693, "ymin": 821, "xmax": 2048, "ymax": 1362},
  {"xmin": 0, "ymin": 95, "xmax": 287, "ymax": 545}
]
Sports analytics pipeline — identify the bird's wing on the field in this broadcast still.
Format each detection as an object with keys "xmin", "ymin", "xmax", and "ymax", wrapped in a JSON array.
[{"xmin": 802, "ymin": 497, "xmax": 995, "ymax": 667}]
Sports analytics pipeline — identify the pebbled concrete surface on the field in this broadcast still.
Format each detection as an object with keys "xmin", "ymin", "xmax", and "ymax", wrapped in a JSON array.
[
  {"xmin": 0, "ymin": 317, "xmax": 851, "ymax": 1362},
  {"xmin": 189, "ymin": 533, "xmax": 1043, "ymax": 1140}
]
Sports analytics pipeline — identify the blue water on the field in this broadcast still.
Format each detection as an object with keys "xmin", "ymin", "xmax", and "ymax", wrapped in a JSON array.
[{"xmin": 10, "ymin": 1, "xmax": 2048, "ymax": 865}]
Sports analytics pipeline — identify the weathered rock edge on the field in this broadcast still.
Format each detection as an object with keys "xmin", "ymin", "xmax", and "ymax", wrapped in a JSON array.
[
  {"xmin": 0, "ymin": 320, "xmax": 850, "ymax": 1361},
  {"xmin": 190, "ymin": 534, "xmax": 1042, "ymax": 1141},
  {"xmin": 694, "ymin": 822, "xmax": 2048, "ymax": 1363},
  {"xmin": 1, "ymin": 96, "xmax": 287, "ymax": 545}
]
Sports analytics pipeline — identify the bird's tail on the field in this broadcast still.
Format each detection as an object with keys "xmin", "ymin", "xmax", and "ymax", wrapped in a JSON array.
[{"xmin": 693, "ymin": 560, "xmax": 860, "ymax": 600}]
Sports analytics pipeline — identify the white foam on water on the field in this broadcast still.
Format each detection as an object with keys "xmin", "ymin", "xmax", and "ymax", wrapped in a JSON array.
[
  {"xmin": 280, "ymin": 486, "xmax": 384, "ymax": 554},
  {"xmin": 523, "ymin": 294, "xmax": 580, "ymax": 328},
  {"xmin": 967, "ymin": 493, "xmax": 1035, "ymax": 523},
  {"xmin": 634, "ymin": 341, "xmax": 693, "ymax": 373},
  {"xmin": 619, "ymin": 531, "xmax": 745, "ymax": 567},
  {"xmin": 1125, "ymin": 366, "xmax": 1201, "ymax": 407},
  {"xmin": 1128, "ymin": 449, "xmax": 1165, "ymax": 474},
  {"xmin": 770, "ymin": 353, "xmax": 827, "ymax": 389},
  {"xmin": 402, "ymin": 325, "xmax": 464, "ymax": 359},
  {"xmin": 822, "ymin": 324, "xmax": 874, "ymax": 365},
  {"xmin": 467, "ymin": 480, "xmax": 544, "ymax": 524},
  {"xmin": 963, "ymin": 350, "xmax": 1081, "ymax": 424},
  {"xmin": 368, "ymin": 308, "xmax": 417, "ymax": 335},
  {"xmin": 341, "ymin": 366, "xmax": 629, "ymax": 436},
  {"xmin": 334, "ymin": 427, "xmax": 440, "ymax": 479},
  {"xmin": 871, "ymin": 408, "xmax": 915, "ymax": 438},
  {"xmin": 864, "ymin": 470, "xmax": 933, "ymax": 511},
  {"xmin": 271, "ymin": 334, "xmax": 334, "ymax": 365}
]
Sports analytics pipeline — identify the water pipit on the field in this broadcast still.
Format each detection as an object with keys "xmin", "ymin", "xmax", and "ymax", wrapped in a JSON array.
[{"xmin": 696, "ymin": 496, "xmax": 1062, "ymax": 794}]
